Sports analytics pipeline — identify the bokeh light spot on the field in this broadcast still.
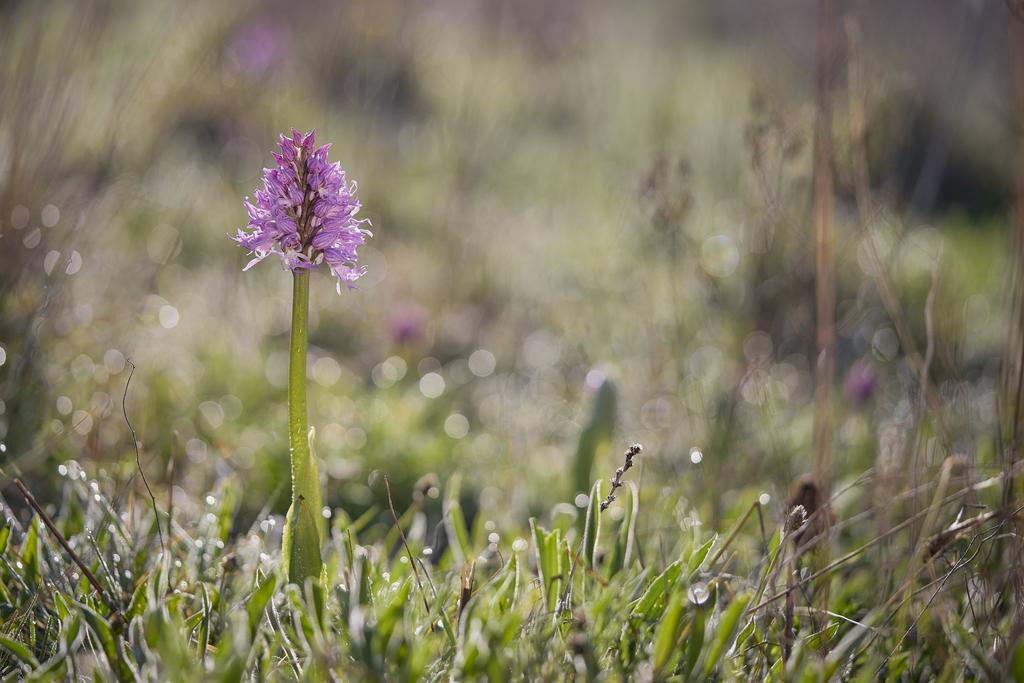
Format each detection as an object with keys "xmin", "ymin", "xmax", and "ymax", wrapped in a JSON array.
[
  {"xmin": 419, "ymin": 372, "xmax": 445, "ymax": 398},
  {"xmin": 444, "ymin": 413, "xmax": 469, "ymax": 439},
  {"xmin": 41, "ymin": 204, "xmax": 60, "ymax": 227},
  {"xmin": 159, "ymin": 305, "xmax": 180, "ymax": 329},
  {"xmin": 468, "ymin": 349, "xmax": 496, "ymax": 377}
]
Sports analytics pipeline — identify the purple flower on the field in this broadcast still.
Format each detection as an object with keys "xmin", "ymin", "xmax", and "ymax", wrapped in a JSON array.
[
  {"xmin": 389, "ymin": 304, "xmax": 427, "ymax": 345},
  {"xmin": 226, "ymin": 19, "xmax": 287, "ymax": 78},
  {"xmin": 234, "ymin": 129, "xmax": 371, "ymax": 292},
  {"xmin": 844, "ymin": 358, "xmax": 877, "ymax": 406}
]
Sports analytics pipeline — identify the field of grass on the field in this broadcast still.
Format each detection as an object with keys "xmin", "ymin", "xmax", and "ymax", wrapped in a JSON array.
[{"xmin": 2, "ymin": 0, "xmax": 1024, "ymax": 680}]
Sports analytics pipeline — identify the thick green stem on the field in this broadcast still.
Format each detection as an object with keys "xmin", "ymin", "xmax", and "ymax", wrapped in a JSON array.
[{"xmin": 282, "ymin": 271, "xmax": 323, "ymax": 584}]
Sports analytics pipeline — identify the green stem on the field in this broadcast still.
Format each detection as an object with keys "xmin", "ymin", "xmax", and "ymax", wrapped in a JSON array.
[{"xmin": 283, "ymin": 271, "xmax": 323, "ymax": 584}]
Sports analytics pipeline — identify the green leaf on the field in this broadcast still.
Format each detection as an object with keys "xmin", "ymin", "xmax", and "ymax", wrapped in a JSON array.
[
  {"xmin": 246, "ymin": 572, "xmax": 277, "ymax": 640},
  {"xmin": 282, "ymin": 495, "xmax": 322, "ymax": 587},
  {"xmin": 631, "ymin": 560, "xmax": 682, "ymax": 620},
  {"xmin": 79, "ymin": 602, "xmax": 136, "ymax": 682},
  {"xmin": 197, "ymin": 583, "xmax": 211, "ymax": 663},
  {"xmin": 701, "ymin": 592, "xmax": 750, "ymax": 676},
  {"xmin": 1012, "ymin": 637, "xmax": 1024, "ymax": 682},
  {"xmin": 604, "ymin": 481, "xmax": 638, "ymax": 579},
  {"xmin": 530, "ymin": 520, "xmax": 563, "ymax": 612},
  {"xmin": 19, "ymin": 516, "xmax": 40, "ymax": 588},
  {"xmin": 681, "ymin": 593, "xmax": 709, "ymax": 678},
  {"xmin": 0, "ymin": 635, "xmax": 39, "ymax": 669},
  {"xmin": 581, "ymin": 480, "xmax": 602, "ymax": 569},
  {"xmin": 687, "ymin": 535, "xmax": 717, "ymax": 578},
  {"xmin": 490, "ymin": 552, "xmax": 520, "ymax": 612},
  {"xmin": 572, "ymin": 379, "xmax": 617, "ymax": 499},
  {"xmin": 652, "ymin": 588, "xmax": 689, "ymax": 675},
  {"xmin": 823, "ymin": 610, "xmax": 878, "ymax": 680},
  {"xmin": 125, "ymin": 578, "xmax": 148, "ymax": 622},
  {"xmin": 445, "ymin": 475, "xmax": 472, "ymax": 563}
]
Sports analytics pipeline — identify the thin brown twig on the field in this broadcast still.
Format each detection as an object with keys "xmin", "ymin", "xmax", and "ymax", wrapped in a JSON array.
[
  {"xmin": 383, "ymin": 474, "xmax": 431, "ymax": 613},
  {"xmin": 123, "ymin": 360, "xmax": 164, "ymax": 553},
  {"xmin": 167, "ymin": 430, "xmax": 177, "ymax": 546},
  {"xmin": 13, "ymin": 478, "xmax": 112, "ymax": 609}
]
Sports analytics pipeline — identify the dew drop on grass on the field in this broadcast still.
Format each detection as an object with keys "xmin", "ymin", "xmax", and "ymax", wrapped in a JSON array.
[
  {"xmin": 205, "ymin": 495, "xmax": 216, "ymax": 506},
  {"xmin": 688, "ymin": 581, "xmax": 710, "ymax": 605},
  {"xmin": 689, "ymin": 447, "xmax": 703, "ymax": 464},
  {"xmin": 321, "ymin": 506, "xmax": 331, "ymax": 519},
  {"xmin": 422, "ymin": 547, "xmax": 433, "ymax": 557}
]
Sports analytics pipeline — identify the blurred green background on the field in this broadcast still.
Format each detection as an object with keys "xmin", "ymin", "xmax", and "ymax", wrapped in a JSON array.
[{"xmin": 0, "ymin": 0, "xmax": 1014, "ymax": 537}]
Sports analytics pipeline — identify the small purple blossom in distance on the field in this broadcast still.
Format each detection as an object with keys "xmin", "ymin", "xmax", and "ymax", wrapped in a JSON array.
[
  {"xmin": 226, "ymin": 19, "xmax": 287, "ymax": 78},
  {"xmin": 234, "ymin": 129, "xmax": 371, "ymax": 292},
  {"xmin": 844, "ymin": 358, "xmax": 877, "ymax": 406},
  {"xmin": 389, "ymin": 304, "xmax": 427, "ymax": 346}
]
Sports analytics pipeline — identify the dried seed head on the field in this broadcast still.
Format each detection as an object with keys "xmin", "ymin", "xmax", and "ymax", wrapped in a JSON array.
[{"xmin": 786, "ymin": 505, "xmax": 807, "ymax": 534}]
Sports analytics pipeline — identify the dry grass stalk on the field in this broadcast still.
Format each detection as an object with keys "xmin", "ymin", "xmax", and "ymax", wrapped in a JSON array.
[{"xmin": 811, "ymin": 0, "xmax": 836, "ymax": 505}]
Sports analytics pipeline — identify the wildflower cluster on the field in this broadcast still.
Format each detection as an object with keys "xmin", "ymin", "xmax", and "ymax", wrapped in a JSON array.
[{"xmin": 235, "ymin": 129, "xmax": 370, "ymax": 292}]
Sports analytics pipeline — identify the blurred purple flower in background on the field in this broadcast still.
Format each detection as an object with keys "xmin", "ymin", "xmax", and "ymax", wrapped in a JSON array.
[
  {"xmin": 226, "ymin": 19, "xmax": 287, "ymax": 78},
  {"xmin": 844, "ymin": 358, "xmax": 877, "ymax": 406},
  {"xmin": 234, "ymin": 129, "xmax": 371, "ymax": 292},
  {"xmin": 389, "ymin": 304, "xmax": 427, "ymax": 346}
]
